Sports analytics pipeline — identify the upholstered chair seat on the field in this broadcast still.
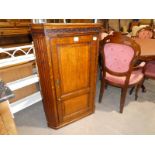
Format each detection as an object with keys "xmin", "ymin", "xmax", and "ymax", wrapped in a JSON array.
[{"xmin": 106, "ymin": 70, "xmax": 144, "ymax": 86}]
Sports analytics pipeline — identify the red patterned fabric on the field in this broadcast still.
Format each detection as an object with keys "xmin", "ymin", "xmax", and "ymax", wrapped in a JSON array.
[
  {"xmin": 145, "ymin": 61, "xmax": 155, "ymax": 78},
  {"xmin": 104, "ymin": 43, "xmax": 134, "ymax": 73}
]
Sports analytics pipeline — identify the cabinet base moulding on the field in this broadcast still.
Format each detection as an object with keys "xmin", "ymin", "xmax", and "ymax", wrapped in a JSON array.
[{"xmin": 47, "ymin": 109, "xmax": 95, "ymax": 129}]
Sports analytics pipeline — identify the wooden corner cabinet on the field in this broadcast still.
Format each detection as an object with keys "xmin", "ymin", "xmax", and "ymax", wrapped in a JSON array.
[{"xmin": 31, "ymin": 23, "xmax": 101, "ymax": 129}]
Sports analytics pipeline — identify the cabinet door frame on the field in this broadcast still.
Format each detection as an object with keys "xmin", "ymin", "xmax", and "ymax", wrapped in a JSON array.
[{"xmin": 49, "ymin": 34, "xmax": 99, "ymax": 123}]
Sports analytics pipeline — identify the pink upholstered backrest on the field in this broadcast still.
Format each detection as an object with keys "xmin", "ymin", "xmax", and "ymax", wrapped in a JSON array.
[
  {"xmin": 104, "ymin": 43, "xmax": 135, "ymax": 73},
  {"xmin": 138, "ymin": 30, "xmax": 153, "ymax": 39}
]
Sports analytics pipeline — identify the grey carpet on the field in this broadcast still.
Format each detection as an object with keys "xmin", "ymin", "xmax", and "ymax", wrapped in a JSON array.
[{"xmin": 14, "ymin": 79, "xmax": 155, "ymax": 135}]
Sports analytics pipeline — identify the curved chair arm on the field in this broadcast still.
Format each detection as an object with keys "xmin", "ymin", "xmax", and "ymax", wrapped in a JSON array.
[{"xmin": 133, "ymin": 61, "xmax": 146, "ymax": 71}]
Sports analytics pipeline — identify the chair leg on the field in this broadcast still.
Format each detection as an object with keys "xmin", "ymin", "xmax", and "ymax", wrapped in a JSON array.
[
  {"xmin": 105, "ymin": 82, "xmax": 108, "ymax": 89},
  {"xmin": 141, "ymin": 78, "xmax": 146, "ymax": 93},
  {"xmin": 141, "ymin": 84, "xmax": 146, "ymax": 92},
  {"xmin": 99, "ymin": 79, "xmax": 105, "ymax": 103},
  {"xmin": 120, "ymin": 87, "xmax": 128, "ymax": 113},
  {"xmin": 135, "ymin": 84, "xmax": 141, "ymax": 100},
  {"xmin": 98, "ymin": 54, "xmax": 102, "ymax": 81},
  {"xmin": 99, "ymin": 68, "xmax": 102, "ymax": 80},
  {"xmin": 135, "ymin": 78, "xmax": 145, "ymax": 100},
  {"xmin": 129, "ymin": 86, "xmax": 135, "ymax": 95}
]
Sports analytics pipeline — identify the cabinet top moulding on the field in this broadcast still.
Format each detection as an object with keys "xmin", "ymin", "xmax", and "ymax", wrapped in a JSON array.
[{"xmin": 31, "ymin": 23, "xmax": 102, "ymax": 36}]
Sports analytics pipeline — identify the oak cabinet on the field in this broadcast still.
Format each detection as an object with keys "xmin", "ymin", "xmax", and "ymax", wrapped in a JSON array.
[{"xmin": 31, "ymin": 23, "xmax": 101, "ymax": 129}]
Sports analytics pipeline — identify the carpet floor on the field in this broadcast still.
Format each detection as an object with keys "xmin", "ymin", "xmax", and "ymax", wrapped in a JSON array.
[{"xmin": 14, "ymin": 79, "xmax": 155, "ymax": 135}]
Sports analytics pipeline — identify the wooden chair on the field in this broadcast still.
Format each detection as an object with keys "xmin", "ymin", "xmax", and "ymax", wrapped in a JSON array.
[
  {"xmin": 141, "ymin": 60, "xmax": 155, "ymax": 92},
  {"xmin": 145, "ymin": 61, "xmax": 155, "ymax": 79},
  {"xmin": 99, "ymin": 33, "xmax": 145, "ymax": 113},
  {"xmin": 136, "ymin": 26, "xmax": 154, "ymax": 39}
]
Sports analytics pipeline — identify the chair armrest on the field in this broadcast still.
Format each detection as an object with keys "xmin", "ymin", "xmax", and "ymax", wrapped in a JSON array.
[{"xmin": 133, "ymin": 61, "xmax": 146, "ymax": 70}]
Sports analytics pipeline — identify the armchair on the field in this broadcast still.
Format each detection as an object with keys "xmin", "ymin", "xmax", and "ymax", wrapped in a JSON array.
[
  {"xmin": 141, "ymin": 60, "xmax": 155, "ymax": 92},
  {"xmin": 99, "ymin": 33, "xmax": 145, "ymax": 113}
]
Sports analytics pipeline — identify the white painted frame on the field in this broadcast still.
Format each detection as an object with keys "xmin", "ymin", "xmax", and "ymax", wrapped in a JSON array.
[{"xmin": 0, "ymin": 44, "xmax": 42, "ymax": 114}]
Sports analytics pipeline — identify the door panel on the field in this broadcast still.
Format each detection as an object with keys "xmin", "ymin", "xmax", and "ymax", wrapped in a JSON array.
[
  {"xmin": 57, "ymin": 43, "xmax": 90, "ymax": 94},
  {"xmin": 62, "ymin": 94, "xmax": 89, "ymax": 121}
]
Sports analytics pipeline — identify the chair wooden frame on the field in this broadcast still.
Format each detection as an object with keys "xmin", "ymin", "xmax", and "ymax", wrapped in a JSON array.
[{"xmin": 99, "ymin": 33, "xmax": 145, "ymax": 113}]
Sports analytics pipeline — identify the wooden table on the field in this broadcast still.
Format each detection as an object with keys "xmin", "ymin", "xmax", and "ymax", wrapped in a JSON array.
[{"xmin": 134, "ymin": 38, "xmax": 155, "ymax": 61}]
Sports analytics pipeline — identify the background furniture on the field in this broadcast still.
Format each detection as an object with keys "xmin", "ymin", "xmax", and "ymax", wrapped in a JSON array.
[
  {"xmin": 0, "ymin": 20, "xmax": 42, "ymax": 128},
  {"xmin": 0, "ymin": 19, "xmax": 32, "ymax": 46},
  {"xmin": 0, "ymin": 44, "xmax": 41, "ymax": 114},
  {"xmin": 31, "ymin": 23, "xmax": 101, "ymax": 129},
  {"xmin": 0, "ymin": 20, "xmax": 41, "ymax": 113},
  {"xmin": 140, "ymin": 60, "xmax": 155, "ymax": 93},
  {"xmin": 141, "ymin": 31, "xmax": 155, "ymax": 84},
  {"xmin": 134, "ymin": 28, "xmax": 155, "ymax": 85},
  {"xmin": 136, "ymin": 26, "xmax": 154, "ymax": 39},
  {"xmin": 144, "ymin": 61, "xmax": 155, "ymax": 80},
  {"xmin": 99, "ymin": 34, "xmax": 145, "ymax": 113},
  {"xmin": 133, "ymin": 38, "xmax": 155, "ymax": 92},
  {"xmin": 134, "ymin": 38, "xmax": 155, "ymax": 61},
  {"xmin": 0, "ymin": 81, "xmax": 17, "ymax": 135}
]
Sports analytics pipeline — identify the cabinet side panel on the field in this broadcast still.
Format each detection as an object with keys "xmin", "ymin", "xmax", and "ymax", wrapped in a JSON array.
[
  {"xmin": 89, "ymin": 35, "xmax": 100, "ymax": 112},
  {"xmin": 32, "ymin": 34, "xmax": 59, "ymax": 127}
]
